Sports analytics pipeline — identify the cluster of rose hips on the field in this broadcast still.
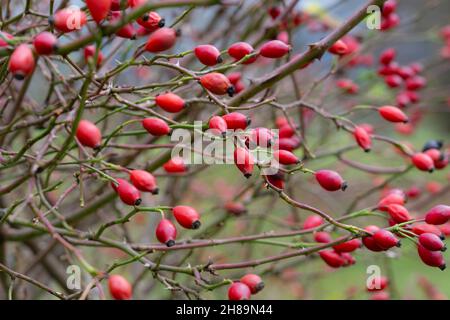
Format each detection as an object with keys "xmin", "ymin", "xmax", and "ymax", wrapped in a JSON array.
[
  {"xmin": 228, "ymin": 274, "xmax": 264, "ymax": 301},
  {"xmin": 380, "ymin": 0, "xmax": 399, "ymax": 31}
]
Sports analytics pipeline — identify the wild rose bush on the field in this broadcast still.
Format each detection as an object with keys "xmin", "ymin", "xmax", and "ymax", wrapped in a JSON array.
[{"xmin": 0, "ymin": 0, "xmax": 449, "ymax": 300}]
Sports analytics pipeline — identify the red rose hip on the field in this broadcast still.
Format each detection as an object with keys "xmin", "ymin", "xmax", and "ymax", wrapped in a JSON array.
[
  {"xmin": 172, "ymin": 205, "xmax": 201, "ymax": 229},
  {"xmin": 156, "ymin": 219, "xmax": 177, "ymax": 247},
  {"xmin": 108, "ymin": 275, "xmax": 132, "ymax": 300}
]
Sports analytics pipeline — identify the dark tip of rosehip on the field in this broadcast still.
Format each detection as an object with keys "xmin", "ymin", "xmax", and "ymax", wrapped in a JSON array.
[
  {"xmin": 227, "ymin": 86, "xmax": 235, "ymax": 97},
  {"xmin": 244, "ymin": 173, "xmax": 252, "ymax": 179},
  {"xmin": 134, "ymin": 198, "xmax": 142, "ymax": 206},
  {"xmin": 440, "ymin": 234, "xmax": 445, "ymax": 240},
  {"xmin": 175, "ymin": 29, "xmax": 182, "ymax": 37},
  {"xmin": 246, "ymin": 117, "xmax": 252, "ymax": 126},
  {"xmin": 151, "ymin": 188, "xmax": 159, "ymax": 195},
  {"xmin": 166, "ymin": 240, "xmax": 176, "ymax": 247},
  {"xmin": 48, "ymin": 16, "xmax": 55, "ymax": 25},
  {"xmin": 217, "ymin": 55, "xmax": 223, "ymax": 64},
  {"xmin": 158, "ymin": 18, "xmax": 165, "ymax": 28},
  {"xmin": 35, "ymin": 166, "xmax": 44, "ymax": 174},
  {"xmin": 341, "ymin": 182, "xmax": 348, "ymax": 191},
  {"xmin": 396, "ymin": 241, "xmax": 401, "ymax": 247},
  {"xmin": 428, "ymin": 168, "xmax": 434, "ymax": 173},
  {"xmin": 13, "ymin": 73, "xmax": 25, "ymax": 81},
  {"xmin": 439, "ymin": 264, "xmax": 446, "ymax": 271},
  {"xmin": 52, "ymin": 44, "xmax": 59, "ymax": 52},
  {"xmin": 221, "ymin": 131, "xmax": 227, "ymax": 138},
  {"xmin": 255, "ymin": 282, "xmax": 265, "ymax": 292},
  {"xmin": 142, "ymin": 13, "xmax": 149, "ymax": 22},
  {"xmin": 442, "ymin": 246, "xmax": 447, "ymax": 252},
  {"xmin": 403, "ymin": 120, "xmax": 409, "ymax": 124},
  {"xmin": 192, "ymin": 220, "xmax": 201, "ymax": 229},
  {"xmin": 364, "ymin": 148, "xmax": 371, "ymax": 153},
  {"xmin": 131, "ymin": 34, "xmax": 137, "ymax": 40}
]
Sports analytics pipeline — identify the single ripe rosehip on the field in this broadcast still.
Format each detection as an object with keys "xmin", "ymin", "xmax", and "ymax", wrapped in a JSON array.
[
  {"xmin": 222, "ymin": 112, "xmax": 250, "ymax": 130},
  {"xmin": 396, "ymin": 66, "xmax": 415, "ymax": 80},
  {"xmin": 379, "ymin": 48, "xmax": 396, "ymax": 65},
  {"xmin": 386, "ymin": 204, "xmax": 412, "ymax": 223},
  {"xmin": 435, "ymin": 153, "xmax": 449, "ymax": 170},
  {"xmin": 0, "ymin": 32, "xmax": 13, "ymax": 47},
  {"xmin": 315, "ymin": 170, "xmax": 347, "ymax": 192},
  {"xmin": 194, "ymin": 44, "xmax": 222, "ymax": 66},
  {"xmin": 156, "ymin": 219, "xmax": 177, "ymax": 247},
  {"xmin": 314, "ymin": 231, "xmax": 332, "ymax": 243},
  {"xmin": 303, "ymin": 215, "xmax": 323, "ymax": 230},
  {"xmin": 268, "ymin": 6, "xmax": 281, "ymax": 19},
  {"xmin": 333, "ymin": 238, "xmax": 362, "ymax": 253},
  {"xmin": 172, "ymin": 205, "xmax": 201, "ymax": 229},
  {"xmin": 224, "ymin": 202, "xmax": 247, "ymax": 216},
  {"xmin": 378, "ymin": 193, "xmax": 405, "ymax": 211},
  {"xmin": 260, "ymin": 40, "xmax": 291, "ymax": 59},
  {"xmin": 137, "ymin": 11, "xmax": 164, "ymax": 31},
  {"xmin": 373, "ymin": 229, "xmax": 400, "ymax": 250},
  {"xmin": 240, "ymin": 274, "xmax": 264, "ymax": 294},
  {"xmin": 76, "ymin": 120, "xmax": 102, "ymax": 148},
  {"xmin": 362, "ymin": 225, "xmax": 385, "ymax": 252},
  {"xmin": 163, "ymin": 157, "xmax": 187, "ymax": 173},
  {"xmin": 227, "ymin": 72, "xmax": 241, "ymax": 84},
  {"xmin": 422, "ymin": 140, "xmax": 443, "ymax": 152},
  {"xmin": 233, "ymin": 80, "xmax": 245, "ymax": 93},
  {"xmin": 353, "ymin": 126, "xmax": 372, "ymax": 152},
  {"xmin": 208, "ymin": 116, "xmax": 228, "ymax": 136},
  {"xmin": 417, "ymin": 244, "xmax": 446, "ymax": 270},
  {"xmin": 129, "ymin": 169, "xmax": 158, "ymax": 194},
  {"xmin": 110, "ymin": 11, "xmax": 136, "ymax": 39},
  {"xmin": 340, "ymin": 252, "xmax": 356, "ymax": 266},
  {"xmin": 8, "ymin": 44, "xmax": 35, "ymax": 80},
  {"xmin": 384, "ymin": 74, "xmax": 403, "ymax": 88},
  {"xmin": 33, "ymin": 32, "xmax": 58, "ymax": 55},
  {"xmin": 234, "ymin": 147, "xmax": 254, "ymax": 178},
  {"xmin": 51, "ymin": 8, "xmax": 87, "ymax": 33},
  {"xmin": 112, "ymin": 178, "xmax": 142, "ymax": 206},
  {"xmin": 382, "ymin": 0, "xmax": 397, "ymax": 16},
  {"xmin": 86, "ymin": 0, "xmax": 112, "ymax": 23},
  {"xmin": 411, "ymin": 224, "xmax": 444, "ymax": 239},
  {"xmin": 419, "ymin": 233, "xmax": 446, "ymax": 252},
  {"xmin": 328, "ymin": 40, "xmax": 348, "ymax": 55},
  {"xmin": 155, "ymin": 92, "xmax": 185, "ymax": 113},
  {"xmin": 279, "ymin": 124, "xmax": 296, "ymax": 138},
  {"xmin": 411, "ymin": 153, "xmax": 435, "ymax": 172},
  {"xmin": 406, "ymin": 76, "xmax": 426, "ymax": 91},
  {"xmin": 425, "ymin": 205, "xmax": 450, "ymax": 225},
  {"xmin": 108, "ymin": 275, "xmax": 132, "ymax": 300},
  {"xmin": 367, "ymin": 276, "xmax": 389, "ymax": 291},
  {"xmin": 275, "ymin": 150, "xmax": 300, "ymax": 165},
  {"xmin": 378, "ymin": 106, "xmax": 409, "ymax": 123},
  {"xmin": 228, "ymin": 282, "xmax": 251, "ymax": 300},
  {"xmin": 142, "ymin": 117, "xmax": 170, "ymax": 136},
  {"xmin": 249, "ymin": 128, "xmax": 273, "ymax": 147},
  {"xmin": 319, "ymin": 250, "xmax": 345, "ymax": 268},
  {"xmin": 228, "ymin": 42, "xmax": 257, "ymax": 64},
  {"xmin": 277, "ymin": 137, "xmax": 301, "ymax": 152},
  {"xmin": 145, "ymin": 28, "xmax": 177, "ymax": 52},
  {"xmin": 265, "ymin": 172, "xmax": 285, "ymax": 189},
  {"xmin": 84, "ymin": 45, "xmax": 104, "ymax": 67},
  {"xmin": 200, "ymin": 72, "xmax": 235, "ymax": 96}
]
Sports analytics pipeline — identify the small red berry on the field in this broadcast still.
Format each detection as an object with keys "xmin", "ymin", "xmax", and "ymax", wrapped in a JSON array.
[
  {"xmin": 234, "ymin": 147, "xmax": 254, "ymax": 178},
  {"xmin": 314, "ymin": 231, "xmax": 332, "ymax": 243},
  {"xmin": 240, "ymin": 274, "xmax": 264, "ymax": 294},
  {"xmin": 227, "ymin": 72, "xmax": 241, "ymax": 84},
  {"xmin": 260, "ymin": 40, "xmax": 291, "ymax": 58},
  {"xmin": 163, "ymin": 157, "xmax": 187, "ymax": 173},
  {"xmin": 279, "ymin": 124, "xmax": 296, "ymax": 139},
  {"xmin": 417, "ymin": 244, "xmax": 446, "ymax": 270},
  {"xmin": 84, "ymin": 45, "xmax": 104, "ymax": 67},
  {"xmin": 172, "ymin": 205, "xmax": 201, "ymax": 229},
  {"xmin": 200, "ymin": 72, "xmax": 235, "ymax": 96},
  {"xmin": 328, "ymin": 40, "xmax": 348, "ymax": 55},
  {"xmin": 382, "ymin": 0, "xmax": 397, "ymax": 17},
  {"xmin": 108, "ymin": 275, "xmax": 132, "ymax": 300},
  {"xmin": 425, "ymin": 205, "xmax": 450, "ymax": 225},
  {"xmin": 155, "ymin": 92, "xmax": 185, "ymax": 113},
  {"xmin": 76, "ymin": 120, "xmax": 102, "ymax": 148},
  {"xmin": 228, "ymin": 42, "xmax": 257, "ymax": 64},
  {"xmin": 8, "ymin": 44, "xmax": 35, "ymax": 80},
  {"xmin": 145, "ymin": 27, "xmax": 177, "ymax": 52},
  {"xmin": 353, "ymin": 126, "xmax": 372, "ymax": 152},
  {"xmin": 222, "ymin": 112, "xmax": 250, "ymax": 130},
  {"xmin": 156, "ymin": 219, "xmax": 177, "ymax": 247},
  {"xmin": 129, "ymin": 169, "xmax": 158, "ymax": 194},
  {"xmin": 52, "ymin": 8, "xmax": 87, "ymax": 33},
  {"xmin": 277, "ymin": 137, "xmax": 301, "ymax": 152},
  {"xmin": 137, "ymin": 12, "xmax": 164, "ymax": 31},
  {"xmin": 419, "ymin": 233, "xmax": 446, "ymax": 252},
  {"xmin": 275, "ymin": 150, "xmax": 300, "ymax": 165},
  {"xmin": 33, "ymin": 32, "xmax": 58, "ymax": 55},
  {"xmin": 384, "ymin": 74, "xmax": 402, "ymax": 88},
  {"xmin": 373, "ymin": 229, "xmax": 401, "ymax": 250},
  {"xmin": 268, "ymin": 6, "xmax": 281, "ymax": 20},
  {"xmin": 303, "ymin": 215, "xmax": 323, "ymax": 230},
  {"xmin": 386, "ymin": 204, "xmax": 412, "ymax": 223},
  {"xmin": 228, "ymin": 282, "xmax": 251, "ymax": 300},
  {"xmin": 319, "ymin": 250, "xmax": 345, "ymax": 268},
  {"xmin": 378, "ymin": 106, "xmax": 409, "ymax": 123},
  {"xmin": 142, "ymin": 117, "xmax": 170, "ymax": 136},
  {"xmin": 110, "ymin": 11, "xmax": 136, "ymax": 39},
  {"xmin": 194, "ymin": 44, "xmax": 222, "ymax": 66},
  {"xmin": 315, "ymin": 170, "xmax": 347, "ymax": 192},
  {"xmin": 378, "ymin": 193, "xmax": 405, "ymax": 211},
  {"xmin": 265, "ymin": 172, "xmax": 285, "ymax": 189},
  {"xmin": 208, "ymin": 116, "xmax": 228, "ymax": 136},
  {"xmin": 379, "ymin": 48, "xmax": 396, "ymax": 65},
  {"xmin": 86, "ymin": 0, "xmax": 112, "ymax": 23},
  {"xmin": 411, "ymin": 153, "xmax": 435, "ymax": 172},
  {"xmin": 112, "ymin": 178, "xmax": 142, "ymax": 206},
  {"xmin": 333, "ymin": 238, "xmax": 362, "ymax": 253},
  {"xmin": 367, "ymin": 276, "xmax": 389, "ymax": 291},
  {"xmin": 406, "ymin": 76, "xmax": 426, "ymax": 91},
  {"xmin": 362, "ymin": 225, "xmax": 385, "ymax": 252}
]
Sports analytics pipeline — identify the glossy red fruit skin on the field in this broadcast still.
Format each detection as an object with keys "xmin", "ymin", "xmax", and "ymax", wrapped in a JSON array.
[
  {"xmin": 222, "ymin": 112, "xmax": 250, "ymax": 130},
  {"xmin": 319, "ymin": 250, "xmax": 345, "ymax": 268},
  {"xmin": 417, "ymin": 244, "xmax": 446, "ymax": 270},
  {"xmin": 228, "ymin": 282, "xmax": 251, "ymax": 300},
  {"xmin": 111, "ymin": 0, "xmax": 129, "ymax": 10},
  {"xmin": 411, "ymin": 223, "xmax": 444, "ymax": 239},
  {"xmin": 155, "ymin": 92, "xmax": 185, "ymax": 113},
  {"xmin": 108, "ymin": 275, "xmax": 132, "ymax": 300},
  {"xmin": 137, "ymin": 11, "xmax": 164, "ymax": 31},
  {"xmin": 76, "ymin": 120, "xmax": 102, "ymax": 148},
  {"xmin": 265, "ymin": 173, "xmax": 285, "ymax": 189},
  {"xmin": 384, "ymin": 74, "xmax": 402, "ymax": 88},
  {"xmin": 33, "ymin": 32, "xmax": 58, "ymax": 55},
  {"xmin": 411, "ymin": 153, "xmax": 435, "ymax": 172},
  {"xmin": 354, "ymin": 126, "xmax": 372, "ymax": 152},
  {"xmin": 419, "ymin": 233, "xmax": 446, "ymax": 252},
  {"xmin": 113, "ymin": 178, "xmax": 142, "ymax": 206},
  {"xmin": 84, "ymin": 45, "xmax": 103, "ymax": 66},
  {"xmin": 315, "ymin": 170, "xmax": 347, "ymax": 192},
  {"xmin": 129, "ymin": 169, "xmax": 158, "ymax": 194},
  {"xmin": 200, "ymin": 73, "xmax": 234, "ymax": 96},
  {"xmin": 367, "ymin": 276, "xmax": 388, "ymax": 291},
  {"xmin": 277, "ymin": 137, "xmax": 301, "ymax": 152},
  {"xmin": 279, "ymin": 124, "xmax": 296, "ymax": 138},
  {"xmin": 386, "ymin": 204, "xmax": 412, "ymax": 223},
  {"xmin": 333, "ymin": 239, "xmax": 362, "ymax": 253},
  {"xmin": 303, "ymin": 215, "xmax": 323, "ymax": 230},
  {"xmin": 234, "ymin": 147, "xmax": 255, "ymax": 178},
  {"xmin": 378, "ymin": 106, "xmax": 409, "ymax": 123},
  {"xmin": 378, "ymin": 193, "xmax": 405, "ymax": 211},
  {"xmin": 163, "ymin": 157, "xmax": 186, "ymax": 173},
  {"xmin": 145, "ymin": 28, "xmax": 176, "ymax": 52},
  {"xmin": 314, "ymin": 231, "xmax": 332, "ymax": 243},
  {"xmin": 373, "ymin": 229, "xmax": 400, "ymax": 250},
  {"xmin": 0, "ymin": 32, "xmax": 13, "ymax": 47},
  {"xmin": 275, "ymin": 150, "xmax": 300, "ymax": 165},
  {"xmin": 52, "ymin": 8, "xmax": 87, "ymax": 33},
  {"xmin": 8, "ymin": 44, "xmax": 35, "ymax": 79},
  {"xmin": 173, "ymin": 206, "xmax": 201, "ymax": 229},
  {"xmin": 328, "ymin": 40, "xmax": 348, "ymax": 55},
  {"xmin": 240, "ymin": 274, "xmax": 264, "ymax": 294},
  {"xmin": 86, "ymin": 0, "xmax": 112, "ymax": 23},
  {"xmin": 379, "ymin": 48, "xmax": 396, "ymax": 65},
  {"xmin": 382, "ymin": 0, "xmax": 397, "ymax": 16},
  {"xmin": 260, "ymin": 40, "xmax": 291, "ymax": 58},
  {"xmin": 363, "ymin": 226, "xmax": 385, "ymax": 252},
  {"xmin": 110, "ymin": 11, "xmax": 136, "ymax": 39},
  {"xmin": 406, "ymin": 76, "xmax": 426, "ymax": 91},
  {"xmin": 227, "ymin": 72, "xmax": 241, "ymax": 84},
  {"xmin": 156, "ymin": 219, "xmax": 177, "ymax": 247},
  {"xmin": 142, "ymin": 117, "xmax": 170, "ymax": 136},
  {"xmin": 425, "ymin": 205, "xmax": 450, "ymax": 225},
  {"xmin": 208, "ymin": 116, "xmax": 227, "ymax": 135},
  {"xmin": 228, "ymin": 42, "xmax": 257, "ymax": 64},
  {"xmin": 194, "ymin": 44, "xmax": 222, "ymax": 66}
]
